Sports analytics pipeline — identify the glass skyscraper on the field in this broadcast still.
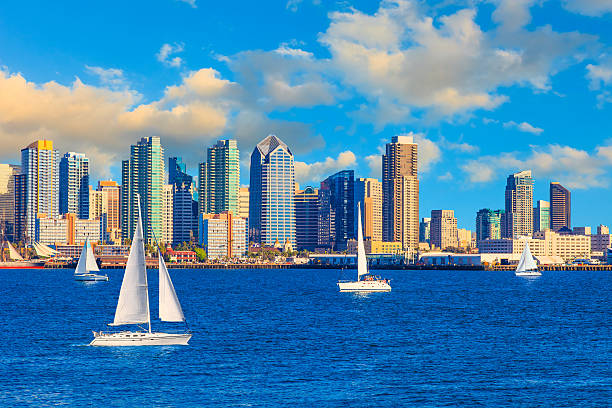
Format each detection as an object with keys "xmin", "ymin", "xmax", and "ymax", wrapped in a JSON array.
[
  {"xmin": 121, "ymin": 136, "xmax": 164, "ymax": 244},
  {"xmin": 550, "ymin": 182, "xmax": 571, "ymax": 231},
  {"xmin": 21, "ymin": 140, "xmax": 60, "ymax": 243},
  {"xmin": 476, "ymin": 208, "xmax": 504, "ymax": 242},
  {"xmin": 503, "ymin": 170, "xmax": 533, "ymax": 238},
  {"xmin": 168, "ymin": 156, "xmax": 197, "ymax": 244},
  {"xmin": 59, "ymin": 152, "xmax": 90, "ymax": 219},
  {"xmin": 199, "ymin": 139, "xmax": 240, "ymax": 216},
  {"xmin": 318, "ymin": 170, "xmax": 355, "ymax": 252},
  {"xmin": 249, "ymin": 135, "xmax": 295, "ymax": 247}
]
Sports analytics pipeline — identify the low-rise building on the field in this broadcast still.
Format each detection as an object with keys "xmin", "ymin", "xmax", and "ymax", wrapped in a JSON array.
[
  {"xmin": 36, "ymin": 213, "xmax": 101, "ymax": 245},
  {"xmin": 166, "ymin": 248, "xmax": 197, "ymax": 263},
  {"xmin": 347, "ymin": 239, "xmax": 403, "ymax": 254},
  {"xmin": 199, "ymin": 211, "xmax": 247, "ymax": 259}
]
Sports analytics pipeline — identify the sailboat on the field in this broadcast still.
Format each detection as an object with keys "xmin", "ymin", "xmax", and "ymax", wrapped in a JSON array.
[
  {"xmin": 515, "ymin": 242, "xmax": 541, "ymax": 277},
  {"xmin": 90, "ymin": 197, "xmax": 191, "ymax": 346},
  {"xmin": 74, "ymin": 238, "xmax": 108, "ymax": 281},
  {"xmin": 337, "ymin": 202, "xmax": 391, "ymax": 292}
]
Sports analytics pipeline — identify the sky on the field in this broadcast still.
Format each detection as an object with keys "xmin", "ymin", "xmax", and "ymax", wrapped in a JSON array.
[{"xmin": 1, "ymin": 0, "xmax": 612, "ymax": 231}]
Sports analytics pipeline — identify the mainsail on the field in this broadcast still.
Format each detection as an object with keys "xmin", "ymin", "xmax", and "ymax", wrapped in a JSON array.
[
  {"xmin": 158, "ymin": 251, "xmax": 185, "ymax": 322},
  {"xmin": 75, "ymin": 238, "xmax": 100, "ymax": 274},
  {"xmin": 111, "ymin": 199, "xmax": 150, "ymax": 326},
  {"xmin": 357, "ymin": 202, "xmax": 368, "ymax": 280},
  {"xmin": 7, "ymin": 242, "xmax": 23, "ymax": 261},
  {"xmin": 516, "ymin": 243, "xmax": 538, "ymax": 272}
]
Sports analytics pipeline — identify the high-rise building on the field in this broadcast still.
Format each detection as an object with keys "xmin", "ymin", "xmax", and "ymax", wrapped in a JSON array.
[
  {"xmin": 503, "ymin": 170, "xmax": 533, "ymax": 238},
  {"xmin": 168, "ymin": 157, "xmax": 192, "ymax": 186},
  {"xmin": 382, "ymin": 135, "xmax": 419, "ymax": 251},
  {"xmin": 476, "ymin": 209, "xmax": 503, "ymax": 242},
  {"xmin": 430, "ymin": 210, "xmax": 458, "ymax": 250},
  {"xmin": 59, "ymin": 152, "xmax": 89, "ymax": 219},
  {"xmin": 121, "ymin": 136, "xmax": 164, "ymax": 244},
  {"xmin": 97, "ymin": 181, "xmax": 121, "ymax": 234},
  {"xmin": 14, "ymin": 174, "xmax": 26, "ymax": 242},
  {"xmin": 457, "ymin": 228, "xmax": 474, "ymax": 249},
  {"xmin": 0, "ymin": 164, "xmax": 21, "ymax": 242},
  {"xmin": 550, "ymin": 182, "xmax": 571, "ymax": 231},
  {"xmin": 249, "ymin": 135, "xmax": 295, "ymax": 247},
  {"xmin": 295, "ymin": 186, "xmax": 319, "ymax": 251},
  {"xmin": 238, "ymin": 187, "xmax": 249, "ymax": 219},
  {"xmin": 317, "ymin": 170, "xmax": 354, "ymax": 252},
  {"xmin": 199, "ymin": 211, "xmax": 247, "ymax": 259},
  {"xmin": 173, "ymin": 182, "xmax": 197, "ymax": 244},
  {"xmin": 21, "ymin": 140, "xmax": 60, "ymax": 243},
  {"xmin": 199, "ymin": 140, "xmax": 240, "ymax": 215},
  {"xmin": 354, "ymin": 178, "xmax": 382, "ymax": 241},
  {"xmin": 162, "ymin": 184, "xmax": 173, "ymax": 244},
  {"xmin": 598, "ymin": 225, "xmax": 609, "ymax": 235},
  {"xmin": 419, "ymin": 217, "xmax": 431, "ymax": 243},
  {"xmin": 533, "ymin": 200, "xmax": 550, "ymax": 232}
]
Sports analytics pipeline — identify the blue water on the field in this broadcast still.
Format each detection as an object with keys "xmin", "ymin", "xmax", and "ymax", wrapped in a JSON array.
[{"xmin": 0, "ymin": 268, "xmax": 610, "ymax": 406}]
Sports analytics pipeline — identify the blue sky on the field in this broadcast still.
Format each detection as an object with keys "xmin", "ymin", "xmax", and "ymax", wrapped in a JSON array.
[{"xmin": 1, "ymin": 0, "xmax": 612, "ymax": 230}]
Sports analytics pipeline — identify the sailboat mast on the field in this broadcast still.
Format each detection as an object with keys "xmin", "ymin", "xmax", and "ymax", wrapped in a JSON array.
[{"xmin": 137, "ymin": 194, "xmax": 152, "ymax": 334}]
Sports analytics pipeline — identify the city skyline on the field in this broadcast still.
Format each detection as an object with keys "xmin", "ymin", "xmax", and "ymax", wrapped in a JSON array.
[{"xmin": 1, "ymin": 1, "xmax": 612, "ymax": 230}]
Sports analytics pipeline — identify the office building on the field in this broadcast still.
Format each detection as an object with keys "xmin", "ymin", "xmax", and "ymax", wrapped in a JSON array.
[
  {"xmin": 98, "ymin": 181, "xmax": 121, "ymax": 240},
  {"xmin": 199, "ymin": 212, "xmax": 247, "ymax": 259},
  {"xmin": 598, "ymin": 225, "xmax": 609, "ymax": 235},
  {"xmin": 89, "ymin": 187, "xmax": 103, "ymax": 220},
  {"xmin": 36, "ymin": 213, "xmax": 100, "ymax": 245},
  {"xmin": 295, "ymin": 186, "xmax": 319, "ymax": 251},
  {"xmin": 504, "ymin": 170, "xmax": 533, "ymax": 238},
  {"xmin": 21, "ymin": 140, "xmax": 60, "ymax": 243},
  {"xmin": 382, "ymin": 135, "xmax": 419, "ymax": 251},
  {"xmin": 0, "ymin": 164, "xmax": 21, "ymax": 241},
  {"xmin": 533, "ymin": 200, "xmax": 550, "ymax": 232},
  {"xmin": 14, "ymin": 174, "xmax": 26, "ymax": 242},
  {"xmin": 238, "ymin": 187, "xmax": 249, "ymax": 219},
  {"xmin": 476, "ymin": 209, "xmax": 503, "ymax": 242},
  {"xmin": 249, "ymin": 135, "xmax": 295, "ymax": 247},
  {"xmin": 457, "ymin": 228, "xmax": 474, "ymax": 249},
  {"xmin": 168, "ymin": 157, "xmax": 192, "ymax": 185},
  {"xmin": 162, "ymin": 184, "xmax": 173, "ymax": 244},
  {"xmin": 318, "ymin": 170, "xmax": 354, "ymax": 252},
  {"xmin": 59, "ymin": 152, "xmax": 89, "ymax": 219},
  {"xmin": 573, "ymin": 226, "xmax": 591, "ymax": 236},
  {"xmin": 354, "ymin": 177, "xmax": 382, "ymax": 241},
  {"xmin": 430, "ymin": 210, "xmax": 458, "ymax": 250},
  {"xmin": 550, "ymin": 182, "xmax": 571, "ymax": 231},
  {"xmin": 121, "ymin": 136, "xmax": 164, "ymax": 244},
  {"xmin": 173, "ymin": 181, "xmax": 197, "ymax": 244},
  {"xmin": 419, "ymin": 217, "xmax": 431, "ymax": 243},
  {"xmin": 199, "ymin": 140, "xmax": 240, "ymax": 215}
]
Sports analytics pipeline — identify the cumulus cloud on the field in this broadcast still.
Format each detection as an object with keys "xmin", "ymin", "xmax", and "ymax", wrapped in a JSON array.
[
  {"xmin": 316, "ymin": 0, "xmax": 593, "ymax": 124},
  {"xmin": 503, "ymin": 120, "xmax": 544, "ymax": 134},
  {"xmin": 294, "ymin": 151, "xmax": 357, "ymax": 184},
  {"xmin": 563, "ymin": 0, "xmax": 612, "ymax": 16},
  {"xmin": 85, "ymin": 66, "xmax": 127, "ymax": 90},
  {"xmin": 461, "ymin": 143, "xmax": 612, "ymax": 188},
  {"xmin": 585, "ymin": 58, "xmax": 612, "ymax": 107},
  {"xmin": 157, "ymin": 43, "xmax": 185, "ymax": 67}
]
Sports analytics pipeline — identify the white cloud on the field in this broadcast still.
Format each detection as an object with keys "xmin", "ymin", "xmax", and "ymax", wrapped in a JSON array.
[
  {"xmin": 365, "ymin": 154, "xmax": 382, "ymax": 178},
  {"xmin": 85, "ymin": 65, "xmax": 127, "ymax": 90},
  {"xmin": 503, "ymin": 120, "xmax": 544, "ymax": 134},
  {"xmin": 461, "ymin": 143, "xmax": 612, "ymax": 189},
  {"xmin": 157, "ymin": 43, "xmax": 185, "ymax": 68},
  {"xmin": 437, "ymin": 171, "xmax": 453, "ymax": 181},
  {"xmin": 176, "ymin": 0, "xmax": 197, "ymax": 8},
  {"xmin": 294, "ymin": 151, "xmax": 357, "ymax": 184},
  {"xmin": 563, "ymin": 0, "xmax": 612, "ymax": 16}
]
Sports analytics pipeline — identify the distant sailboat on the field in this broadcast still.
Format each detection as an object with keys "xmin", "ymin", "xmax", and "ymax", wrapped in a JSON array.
[
  {"xmin": 337, "ymin": 202, "xmax": 391, "ymax": 292},
  {"xmin": 515, "ymin": 242, "xmax": 541, "ymax": 277},
  {"xmin": 90, "ymin": 196, "xmax": 191, "ymax": 346},
  {"xmin": 74, "ymin": 238, "xmax": 108, "ymax": 281}
]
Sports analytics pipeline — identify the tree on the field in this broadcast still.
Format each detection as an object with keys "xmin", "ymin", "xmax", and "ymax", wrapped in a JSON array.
[{"xmin": 193, "ymin": 247, "xmax": 207, "ymax": 262}]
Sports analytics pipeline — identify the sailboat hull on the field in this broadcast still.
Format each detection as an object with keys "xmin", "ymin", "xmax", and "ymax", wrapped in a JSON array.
[
  {"xmin": 90, "ymin": 331, "xmax": 191, "ymax": 346},
  {"xmin": 337, "ymin": 279, "xmax": 391, "ymax": 292},
  {"xmin": 74, "ymin": 273, "xmax": 108, "ymax": 281},
  {"xmin": 515, "ymin": 271, "xmax": 542, "ymax": 277}
]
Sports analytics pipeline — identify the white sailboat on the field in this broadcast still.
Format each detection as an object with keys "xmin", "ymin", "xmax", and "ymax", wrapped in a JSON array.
[
  {"xmin": 90, "ymin": 197, "xmax": 191, "ymax": 346},
  {"xmin": 337, "ymin": 202, "xmax": 391, "ymax": 292},
  {"xmin": 515, "ymin": 242, "xmax": 541, "ymax": 277},
  {"xmin": 74, "ymin": 238, "xmax": 108, "ymax": 281}
]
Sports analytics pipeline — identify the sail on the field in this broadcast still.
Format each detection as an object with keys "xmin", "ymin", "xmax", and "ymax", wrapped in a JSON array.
[
  {"xmin": 75, "ymin": 239, "xmax": 99, "ymax": 274},
  {"xmin": 7, "ymin": 242, "xmax": 23, "ymax": 261},
  {"xmin": 111, "ymin": 199, "xmax": 150, "ymax": 326},
  {"xmin": 158, "ymin": 250, "xmax": 185, "ymax": 322},
  {"xmin": 33, "ymin": 242, "xmax": 60, "ymax": 258},
  {"xmin": 357, "ymin": 202, "xmax": 368, "ymax": 279},
  {"xmin": 516, "ymin": 242, "xmax": 538, "ymax": 272}
]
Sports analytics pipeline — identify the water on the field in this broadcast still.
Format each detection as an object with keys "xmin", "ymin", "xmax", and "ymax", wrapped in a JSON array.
[{"xmin": 0, "ymin": 268, "xmax": 610, "ymax": 407}]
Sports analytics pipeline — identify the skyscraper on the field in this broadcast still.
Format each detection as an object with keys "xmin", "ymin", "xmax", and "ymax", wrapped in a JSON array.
[
  {"xmin": 476, "ymin": 208, "xmax": 503, "ymax": 242},
  {"xmin": 419, "ymin": 217, "xmax": 431, "ymax": 243},
  {"xmin": 354, "ymin": 177, "xmax": 382, "ymax": 241},
  {"xmin": 59, "ymin": 152, "xmax": 89, "ymax": 219},
  {"xmin": 503, "ymin": 170, "xmax": 533, "ymax": 238},
  {"xmin": 21, "ymin": 140, "xmax": 60, "ymax": 243},
  {"xmin": 0, "ymin": 164, "xmax": 21, "ymax": 242},
  {"xmin": 168, "ymin": 157, "xmax": 192, "ymax": 185},
  {"xmin": 162, "ymin": 184, "xmax": 173, "ymax": 244},
  {"xmin": 168, "ymin": 157, "xmax": 197, "ymax": 244},
  {"xmin": 238, "ymin": 187, "xmax": 249, "ymax": 219},
  {"xmin": 430, "ymin": 210, "xmax": 458, "ymax": 249},
  {"xmin": 533, "ymin": 200, "xmax": 550, "ymax": 232},
  {"xmin": 295, "ymin": 186, "xmax": 319, "ymax": 251},
  {"xmin": 382, "ymin": 135, "xmax": 419, "ymax": 251},
  {"xmin": 317, "ymin": 170, "xmax": 354, "ymax": 251},
  {"xmin": 121, "ymin": 136, "xmax": 164, "ymax": 244},
  {"xmin": 199, "ymin": 139, "xmax": 240, "ymax": 215},
  {"xmin": 550, "ymin": 182, "xmax": 571, "ymax": 231},
  {"xmin": 249, "ymin": 135, "xmax": 295, "ymax": 247}
]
